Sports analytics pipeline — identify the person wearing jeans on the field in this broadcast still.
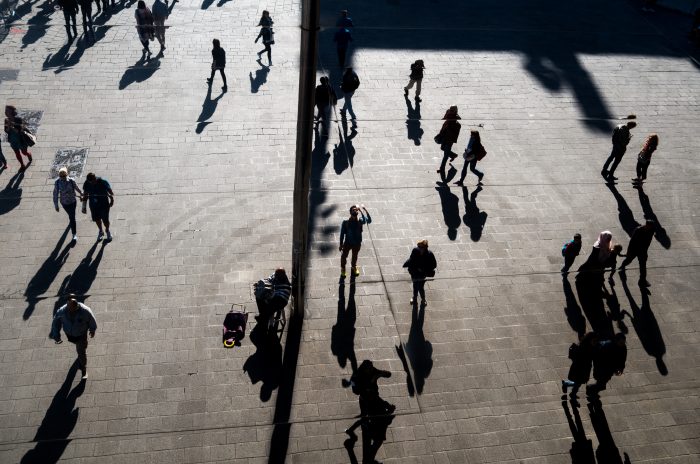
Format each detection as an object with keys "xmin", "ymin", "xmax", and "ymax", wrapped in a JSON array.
[
  {"xmin": 403, "ymin": 239, "xmax": 437, "ymax": 306},
  {"xmin": 455, "ymin": 130, "xmax": 485, "ymax": 185},
  {"xmin": 50, "ymin": 295, "xmax": 97, "ymax": 380},
  {"xmin": 340, "ymin": 67, "xmax": 360, "ymax": 122},
  {"xmin": 53, "ymin": 167, "xmax": 83, "ymax": 242},
  {"xmin": 339, "ymin": 205, "xmax": 371, "ymax": 278}
]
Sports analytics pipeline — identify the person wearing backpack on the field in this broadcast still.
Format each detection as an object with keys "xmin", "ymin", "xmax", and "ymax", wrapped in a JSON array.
[
  {"xmin": 561, "ymin": 233, "xmax": 582, "ymax": 273},
  {"xmin": 454, "ymin": 130, "xmax": 486, "ymax": 186},
  {"xmin": 404, "ymin": 60, "xmax": 425, "ymax": 102},
  {"xmin": 53, "ymin": 167, "xmax": 83, "ymax": 243},
  {"xmin": 340, "ymin": 67, "xmax": 360, "ymax": 122},
  {"xmin": 601, "ymin": 121, "xmax": 636, "ymax": 181},
  {"xmin": 339, "ymin": 204, "xmax": 371, "ymax": 279},
  {"xmin": 403, "ymin": 239, "xmax": 437, "ymax": 306}
]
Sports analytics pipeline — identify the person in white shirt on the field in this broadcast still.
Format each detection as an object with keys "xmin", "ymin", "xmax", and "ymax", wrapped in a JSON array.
[
  {"xmin": 50, "ymin": 295, "xmax": 98, "ymax": 380},
  {"xmin": 53, "ymin": 167, "xmax": 83, "ymax": 242}
]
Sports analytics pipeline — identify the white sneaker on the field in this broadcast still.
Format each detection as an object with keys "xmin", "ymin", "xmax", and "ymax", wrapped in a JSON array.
[
  {"xmin": 72, "ymin": 234, "xmax": 78, "ymax": 242},
  {"xmin": 97, "ymin": 231, "xmax": 104, "ymax": 241},
  {"xmin": 106, "ymin": 231, "xmax": 112, "ymax": 241},
  {"xmin": 81, "ymin": 371, "xmax": 88, "ymax": 380}
]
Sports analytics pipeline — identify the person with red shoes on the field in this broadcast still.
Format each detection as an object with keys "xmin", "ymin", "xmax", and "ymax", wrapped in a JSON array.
[{"xmin": 4, "ymin": 105, "xmax": 32, "ymax": 171}]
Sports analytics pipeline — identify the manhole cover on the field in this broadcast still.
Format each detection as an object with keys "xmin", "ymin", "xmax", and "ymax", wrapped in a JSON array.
[{"xmin": 49, "ymin": 148, "xmax": 89, "ymax": 179}]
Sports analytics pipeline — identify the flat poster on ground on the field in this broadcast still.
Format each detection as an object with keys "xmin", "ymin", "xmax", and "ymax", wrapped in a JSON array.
[{"xmin": 49, "ymin": 148, "xmax": 89, "ymax": 179}]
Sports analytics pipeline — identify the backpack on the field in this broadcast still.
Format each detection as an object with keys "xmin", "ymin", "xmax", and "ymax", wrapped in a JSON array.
[{"xmin": 561, "ymin": 240, "xmax": 572, "ymax": 256}]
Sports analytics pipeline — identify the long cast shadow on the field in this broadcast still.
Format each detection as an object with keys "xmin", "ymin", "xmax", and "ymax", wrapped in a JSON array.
[
  {"xmin": 21, "ymin": 361, "xmax": 86, "ymax": 464},
  {"xmin": 636, "ymin": 185, "xmax": 671, "ymax": 249},
  {"xmin": 620, "ymin": 274, "xmax": 667, "ymax": 375},
  {"xmin": 249, "ymin": 61, "xmax": 270, "ymax": 93},
  {"xmin": 404, "ymin": 301, "xmax": 432, "ymax": 395},
  {"xmin": 195, "ymin": 85, "xmax": 225, "ymax": 134},
  {"xmin": 461, "ymin": 185, "xmax": 487, "ymax": 242},
  {"xmin": 404, "ymin": 95, "xmax": 423, "ymax": 145},
  {"xmin": 435, "ymin": 182, "xmax": 460, "ymax": 240},
  {"xmin": 0, "ymin": 170, "xmax": 24, "ymax": 216},
  {"xmin": 119, "ymin": 53, "xmax": 162, "ymax": 90},
  {"xmin": 23, "ymin": 228, "xmax": 72, "ymax": 320},
  {"xmin": 242, "ymin": 319, "xmax": 283, "ymax": 402},
  {"xmin": 308, "ymin": 127, "xmax": 336, "ymax": 256},
  {"xmin": 574, "ymin": 262, "xmax": 613, "ymax": 339},
  {"xmin": 331, "ymin": 280, "xmax": 358, "ymax": 371},
  {"xmin": 588, "ymin": 399, "xmax": 632, "ymax": 464},
  {"xmin": 20, "ymin": 0, "xmax": 52, "ymax": 50}
]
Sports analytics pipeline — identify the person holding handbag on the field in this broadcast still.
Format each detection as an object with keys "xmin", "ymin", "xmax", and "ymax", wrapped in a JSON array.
[
  {"xmin": 403, "ymin": 239, "xmax": 437, "ymax": 306},
  {"xmin": 3, "ymin": 105, "xmax": 33, "ymax": 171},
  {"xmin": 134, "ymin": 0, "xmax": 155, "ymax": 57},
  {"xmin": 455, "ymin": 130, "xmax": 485, "ymax": 185}
]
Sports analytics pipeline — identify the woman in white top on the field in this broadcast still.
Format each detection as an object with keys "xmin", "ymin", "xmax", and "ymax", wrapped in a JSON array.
[{"xmin": 53, "ymin": 167, "xmax": 83, "ymax": 242}]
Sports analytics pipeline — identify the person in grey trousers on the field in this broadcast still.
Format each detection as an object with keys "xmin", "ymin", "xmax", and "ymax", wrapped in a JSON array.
[{"xmin": 50, "ymin": 295, "xmax": 98, "ymax": 380}]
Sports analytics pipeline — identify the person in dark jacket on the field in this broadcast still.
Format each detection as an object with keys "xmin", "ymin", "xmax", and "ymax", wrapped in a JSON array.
[
  {"xmin": 436, "ymin": 106, "xmax": 461, "ymax": 177},
  {"xmin": 340, "ymin": 67, "xmax": 360, "ymax": 122},
  {"xmin": 134, "ymin": 0, "xmax": 154, "ymax": 56},
  {"xmin": 586, "ymin": 333, "xmax": 627, "ymax": 397},
  {"xmin": 339, "ymin": 204, "xmax": 371, "ymax": 278},
  {"xmin": 619, "ymin": 220, "xmax": 655, "ymax": 287},
  {"xmin": 403, "ymin": 239, "xmax": 437, "ymax": 306},
  {"xmin": 561, "ymin": 233, "xmax": 582, "ymax": 273},
  {"xmin": 314, "ymin": 77, "xmax": 336, "ymax": 135},
  {"xmin": 404, "ymin": 60, "xmax": 425, "ymax": 102},
  {"xmin": 562, "ymin": 332, "xmax": 597, "ymax": 400},
  {"xmin": 4, "ymin": 105, "xmax": 32, "ymax": 170},
  {"xmin": 57, "ymin": 0, "xmax": 79, "ymax": 39},
  {"xmin": 455, "ymin": 130, "xmax": 486, "ymax": 185},
  {"xmin": 78, "ymin": 0, "xmax": 95, "ymax": 41},
  {"xmin": 255, "ymin": 21, "xmax": 274, "ymax": 66},
  {"xmin": 336, "ymin": 9, "xmax": 353, "ymax": 29},
  {"xmin": 601, "ymin": 121, "xmax": 636, "ymax": 181},
  {"xmin": 334, "ymin": 27, "xmax": 352, "ymax": 68},
  {"xmin": 207, "ymin": 39, "xmax": 227, "ymax": 90}
]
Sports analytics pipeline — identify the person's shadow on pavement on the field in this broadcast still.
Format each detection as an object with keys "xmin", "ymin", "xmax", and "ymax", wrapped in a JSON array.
[
  {"xmin": 562, "ymin": 274, "xmax": 587, "ymax": 338},
  {"xmin": 435, "ymin": 181, "xmax": 460, "ymax": 240},
  {"xmin": 54, "ymin": 240, "xmax": 107, "ymax": 300},
  {"xmin": 405, "ymin": 301, "xmax": 433, "ymax": 395},
  {"xmin": 243, "ymin": 320, "xmax": 283, "ymax": 401},
  {"xmin": 21, "ymin": 361, "xmax": 86, "ymax": 464},
  {"xmin": 588, "ymin": 399, "xmax": 632, "ymax": 464},
  {"xmin": 0, "ymin": 170, "xmax": 24, "ymax": 216},
  {"xmin": 606, "ymin": 182, "xmax": 640, "ymax": 238},
  {"xmin": 196, "ymin": 85, "xmax": 225, "ymax": 134},
  {"xmin": 404, "ymin": 95, "xmax": 423, "ymax": 145},
  {"xmin": 461, "ymin": 185, "xmax": 487, "ymax": 242},
  {"xmin": 23, "ymin": 228, "xmax": 72, "ymax": 320},
  {"xmin": 575, "ymin": 266, "xmax": 613, "ymax": 339},
  {"xmin": 620, "ymin": 273, "xmax": 668, "ymax": 375},
  {"xmin": 249, "ymin": 61, "xmax": 270, "ymax": 93},
  {"xmin": 636, "ymin": 185, "xmax": 671, "ymax": 249},
  {"xmin": 119, "ymin": 53, "xmax": 162, "ymax": 90},
  {"xmin": 562, "ymin": 398, "xmax": 595, "ymax": 464},
  {"xmin": 332, "ymin": 280, "xmax": 358, "ymax": 372}
]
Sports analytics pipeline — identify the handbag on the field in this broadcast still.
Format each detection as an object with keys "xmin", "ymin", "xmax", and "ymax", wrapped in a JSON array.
[
  {"xmin": 475, "ymin": 143, "xmax": 487, "ymax": 161},
  {"xmin": 433, "ymin": 133, "xmax": 444, "ymax": 145},
  {"xmin": 22, "ymin": 129, "xmax": 36, "ymax": 147}
]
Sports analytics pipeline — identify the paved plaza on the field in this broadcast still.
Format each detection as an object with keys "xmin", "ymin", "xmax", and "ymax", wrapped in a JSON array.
[{"xmin": 0, "ymin": 0, "xmax": 699, "ymax": 462}]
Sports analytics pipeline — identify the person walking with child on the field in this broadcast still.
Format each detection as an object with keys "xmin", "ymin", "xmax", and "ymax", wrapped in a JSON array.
[
  {"xmin": 403, "ymin": 240, "xmax": 437, "ymax": 306},
  {"xmin": 404, "ymin": 60, "xmax": 425, "ymax": 102},
  {"xmin": 632, "ymin": 134, "xmax": 658, "ymax": 185},
  {"xmin": 339, "ymin": 205, "xmax": 371, "ymax": 279},
  {"xmin": 455, "ymin": 130, "xmax": 486, "ymax": 185}
]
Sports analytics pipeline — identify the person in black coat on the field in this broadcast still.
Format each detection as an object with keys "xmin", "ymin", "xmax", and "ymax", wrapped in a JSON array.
[
  {"xmin": 586, "ymin": 333, "xmax": 627, "ymax": 397},
  {"xmin": 619, "ymin": 220, "xmax": 655, "ymax": 287},
  {"xmin": 403, "ymin": 239, "xmax": 437, "ymax": 306},
  {"xmin": 57, "ymin": 0, "xmax": 79, "ymax": 39},
  {"xmin": 314, "ymin": 77, "xmax": 336, "ymax": 135},
  {"xmin": 207, "ymin": 39, "xmax": 227, "ymax": 91},
  {"xmin": 562, "ymin": 332, "xmax": 597, "ymax": 400}
]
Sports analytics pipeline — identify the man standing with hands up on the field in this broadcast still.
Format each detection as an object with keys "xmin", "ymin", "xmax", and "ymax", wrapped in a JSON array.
[{"xmin": 339, "ymin": 204, "xmax": 372, "ymax": 279}]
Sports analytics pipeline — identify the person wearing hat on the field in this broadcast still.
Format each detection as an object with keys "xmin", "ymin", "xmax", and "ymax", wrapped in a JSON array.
[
  {"xmin": 53, "ymin": 167, "xmax": 83, "ymax": 243},
  {"xmin": 50, "ymin": 294, "xmax": 98, "ymax": 380},
  {"xmin": 403, "ymin": 240, "xmax": 437, "ymax": 306}
]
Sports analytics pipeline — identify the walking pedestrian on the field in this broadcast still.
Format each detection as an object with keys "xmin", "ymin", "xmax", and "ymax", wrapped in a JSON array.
[
  {"xmin": 632, "ymin": 134, "xmax": 658, "ymax": 184},
  {"xmin": 314, "ymin": 76, "xmax": 336, "ymax": 135},
  {"xmin": 601, "ymin": 121, "xmax": 636, "ymax": 181},
  {"xmin": 151, "ymin": 0, "xmax": 168, "ymax": 52},
  {"xmin": 255, "ymin": 22, "xmax": 274, "ymax": 66},
  {"xmin": 254, "ymin": 268, "xmax": 291, "ymax": 333},
  {"xmin": 339, "ymin": 204, "xmax": 371, "ymax": 278},
  {"xmin": 641, "ymin": 0, "xmax": 657, "ymax": 13},
  {"xmin": 562, "ymin": 332, "xmax": 597, "ymax": 400},
  {"xmin": 334, "ymin": 27, "xmax": 352, "ymax": 68},
  {"xmin": 207, "ymin": 39, "xmax": 227, "ymax": 91},
  {"xmin": 561, "ymin": 233, "xmax": 582, "ymax": 273},
  {"xmin": 454, "ymin": 130, "xmax": 486, "ymax": 185},
  {"xmin": 50, "ymin": 294, "xmax": 97, "ymax": 380},
  {"xmin": 4, "ymin": 106, "xmax": 33, "ymax": 171},
  {"xmin": 403, "ymin": 239, "xmax": 437, "ymax": 306},
  {"xmin": 78, "ymin": 0, "xmax": 95, "ymax": 42},
  {"xmin": 404, "ymin": 60, "xmax": 425, "ymax": 102},
  {"xmin": 336, "ymin": 9, "xmax": 353, "ymax": 29},
  {"xmin": 57, "ymin": 0, "xmax": 79, "ymax": 40},
  {"xmin": 134, "ymin": 0, "xmax": 155, "ymax": 57},
  {"xmin": 53, "ymin": 167, "xmax": 83, "ymax": 242},
  {"xmin": 340, "ymin": 67, "xmax": 360, "ymax": 122},
  {"xmin": 619, "ymin": 220, "xmax": 655, "ymax": 287},
  {"xmin": 586, "ymin": 333, "xmax": 627, "ymax": 397},
  {"xmin": 257, "ymin": 9, "xmax": 273, "ymax": 28},
  {"xmin": 435, "ymin": 106, "xmax": 461, "ymax": 176},
  {"xmin": 81, "ymin": 172, "xmax": 114, "ymax": 241}
]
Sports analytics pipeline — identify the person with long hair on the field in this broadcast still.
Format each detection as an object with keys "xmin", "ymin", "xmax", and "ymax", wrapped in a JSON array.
[
  {"xmin": 633, "ymin": 134, "xmax": 658, "ymax": 184},
  {"xmin": 3, "ymin": 105, "xmax": 32, "ymax": 170},
  {"xmin": 134, "ymin": 0, "xmax": 155, "ymax": 57},
  {"xmin": 435, "ymin": 106, "xmax": 461, "ymax": 177},
  {"xmin": 207, "ymin": 39, "xmax": 228, "ymax": 91},
  {"xmin": 455, "ymin": 130, "xmax": 485, "ymax": 185}
]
